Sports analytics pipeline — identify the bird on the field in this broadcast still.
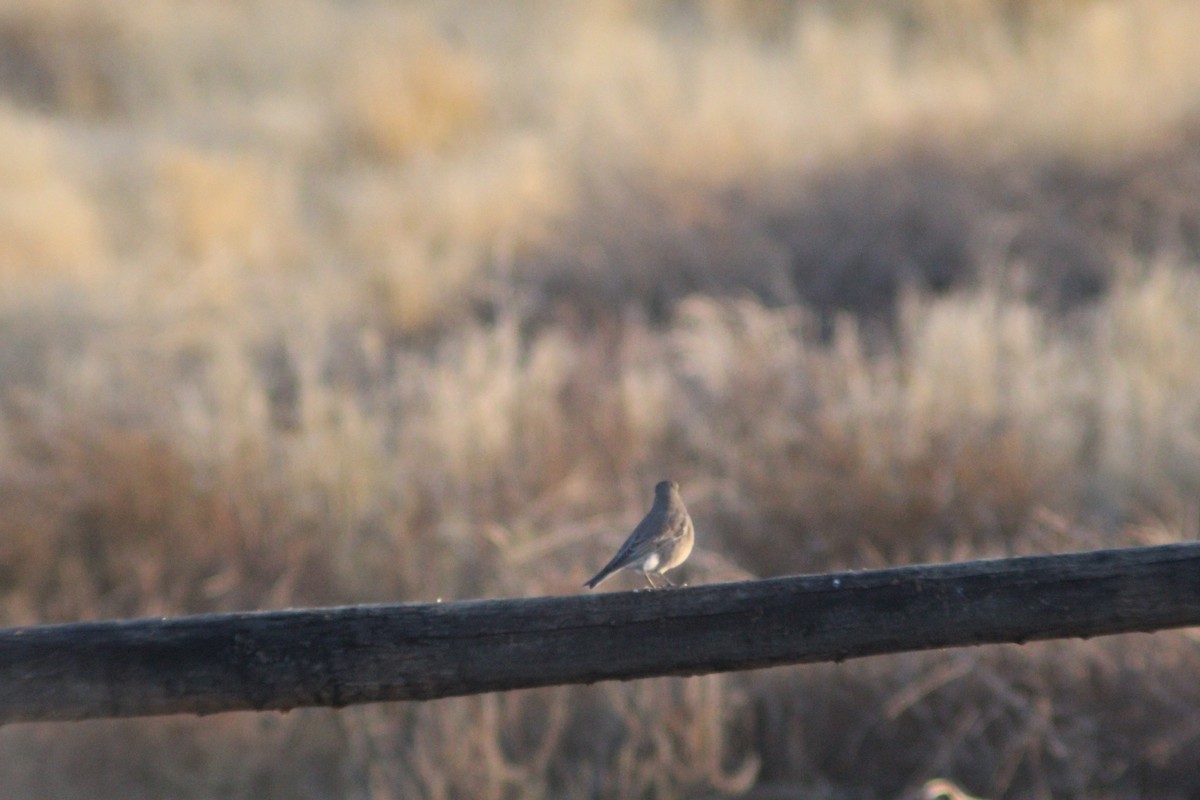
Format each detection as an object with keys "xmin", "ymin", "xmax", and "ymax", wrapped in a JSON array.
[{"xmin": 584, "ymin": 480, "xmax": 694, "ymax": 589}]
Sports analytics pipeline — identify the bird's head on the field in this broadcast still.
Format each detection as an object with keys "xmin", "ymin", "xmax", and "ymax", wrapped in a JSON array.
[{"xmin": 655, "ymin": 480, "xmax": 680, "ymax": 497}]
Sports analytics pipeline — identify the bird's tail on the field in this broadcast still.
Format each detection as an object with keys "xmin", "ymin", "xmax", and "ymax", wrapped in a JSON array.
[{"xmin": 583, "ymin": 560, "xmax": 620, "ymax": 589}]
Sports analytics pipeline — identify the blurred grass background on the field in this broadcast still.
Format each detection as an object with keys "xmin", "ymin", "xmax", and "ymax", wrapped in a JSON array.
[{"xmin": 2, "ymin": 0, "xmax": 1200, "ymax": 797}]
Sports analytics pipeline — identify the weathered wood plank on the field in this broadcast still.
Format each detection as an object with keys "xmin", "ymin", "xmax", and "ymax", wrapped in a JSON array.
[{"xmin": 2, "ymin": 542, "xmax": 1199, "ymax": 723}]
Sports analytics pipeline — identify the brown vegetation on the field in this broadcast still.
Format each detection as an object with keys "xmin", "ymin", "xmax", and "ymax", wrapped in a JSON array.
[{"xmin": 2, "ymin": 0, "xmax": 1200, "ymax": 797}]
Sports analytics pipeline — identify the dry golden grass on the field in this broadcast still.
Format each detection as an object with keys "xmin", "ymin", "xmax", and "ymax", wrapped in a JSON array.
[
  {"xmin": 3, "ymin": 0, "xmax": 1200, "ymax": 797},
  {"xmin": 339, "ymin": 19, "xmax": 490, "ymax": 162},
  {"xmin": 0, "ymin": 109, "xmax": 108, "ymax": 292}
]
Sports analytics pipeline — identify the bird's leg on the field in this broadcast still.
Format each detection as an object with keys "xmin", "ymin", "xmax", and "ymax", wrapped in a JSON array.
[
  {"xmin": 659, "ymin": 573, "xmax": 675, "ymax": 588},
  {"xmin": 643, "ymin": 573, "xmax": 660, "ymax": 589}
]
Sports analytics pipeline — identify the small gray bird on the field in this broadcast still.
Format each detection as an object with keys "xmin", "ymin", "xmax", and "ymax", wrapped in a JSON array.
[{"xmin": 584, "ymin": 480, "xmax": 694, "ymax": 589}]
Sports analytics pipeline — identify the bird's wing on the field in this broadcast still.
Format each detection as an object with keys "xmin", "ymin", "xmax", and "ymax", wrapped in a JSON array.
[
  {"xmin": 651, "ymin": 510, "xmax": 691, "ymax": 554},
  {"xmin": 609, "ymin": 509, "xmax": 670, "ymax": 563}
]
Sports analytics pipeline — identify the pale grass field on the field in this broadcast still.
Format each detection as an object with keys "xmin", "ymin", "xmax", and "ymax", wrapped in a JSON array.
[{"xmin": 3, "ymin": 1, "xmax": 1200, "ymax": 797}]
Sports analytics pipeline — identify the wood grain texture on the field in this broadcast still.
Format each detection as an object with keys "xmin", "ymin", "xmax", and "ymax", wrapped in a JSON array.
[{"xmin": 3, "ymin": 542, "xmax": 1200, "ymax": 723}]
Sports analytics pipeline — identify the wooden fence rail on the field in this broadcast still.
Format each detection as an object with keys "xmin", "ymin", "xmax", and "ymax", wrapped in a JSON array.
[{"xmin": 2, "ymin": 542, "xmax": 1200, "ymax": 723}]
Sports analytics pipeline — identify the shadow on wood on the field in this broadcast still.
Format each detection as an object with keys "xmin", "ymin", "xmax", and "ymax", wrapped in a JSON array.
[{"xmin": 2, "ymin": 542, "xmax": 1200, "ymax": 723}]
